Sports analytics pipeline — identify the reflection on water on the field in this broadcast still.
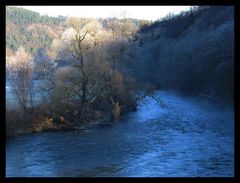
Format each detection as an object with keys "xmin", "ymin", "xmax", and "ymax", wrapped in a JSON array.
[{"xmin": 6, "ymin": 91, "xmax": 234, "ymax": 177}]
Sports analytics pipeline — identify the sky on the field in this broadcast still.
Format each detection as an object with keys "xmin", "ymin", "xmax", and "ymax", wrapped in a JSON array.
[{"xmin": 16, "ymin": 6, "xmax": 191, "ymax": 21}]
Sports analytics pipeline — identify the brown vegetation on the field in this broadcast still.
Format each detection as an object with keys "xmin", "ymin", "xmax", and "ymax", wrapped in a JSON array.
[{"xmin": 6, "ymin": 17, "xmax": 144, "ymax": 137}]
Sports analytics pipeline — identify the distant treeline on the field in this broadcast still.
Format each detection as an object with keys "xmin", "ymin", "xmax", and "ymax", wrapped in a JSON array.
[{"xmin": 6, "ymin": 7, "xmax": 150, "ymax": 55}]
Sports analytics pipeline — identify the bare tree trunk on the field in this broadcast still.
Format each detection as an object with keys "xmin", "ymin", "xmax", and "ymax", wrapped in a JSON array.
[{"xmin": 80, "ymin": 79, "xmax": 87, "ymax": 125}]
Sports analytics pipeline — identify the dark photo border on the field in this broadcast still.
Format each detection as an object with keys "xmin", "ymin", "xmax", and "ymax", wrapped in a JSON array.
[{"xmin": 1, "ymin": 0, "xmax": 239, "ymax": 182}]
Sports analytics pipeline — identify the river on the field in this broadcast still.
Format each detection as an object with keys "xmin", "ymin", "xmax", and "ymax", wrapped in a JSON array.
[{"xmin": 6, "ymin": 90, "xmax": 234, "ymax": 177}]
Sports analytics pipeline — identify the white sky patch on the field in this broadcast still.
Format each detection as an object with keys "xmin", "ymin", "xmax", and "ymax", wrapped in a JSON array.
[{"xmin": 14, "ymin": 6, "xmax": 191, "ymax": 21}]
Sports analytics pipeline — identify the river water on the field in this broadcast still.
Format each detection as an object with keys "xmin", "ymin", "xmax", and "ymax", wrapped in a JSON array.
[{"xmin": 6, "ymin": 90, "xmax": 234, "ymax": 177}]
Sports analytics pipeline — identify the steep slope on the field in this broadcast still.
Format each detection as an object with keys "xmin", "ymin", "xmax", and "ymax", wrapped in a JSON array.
[{"xmin": 125, "ymin": 6, "xmax": 234, "ymax": 101}]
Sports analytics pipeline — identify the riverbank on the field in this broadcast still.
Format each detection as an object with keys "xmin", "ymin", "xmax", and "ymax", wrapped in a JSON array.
[
  {"xmin": 6, "ymin": 115, "xmax": 110, "ymax": 138},
  {"xmin": 6, "ymin": 89, "xmax": 233, "ymax": 138},
  {"xmin": 6, "ymin": 105, "xmax": 132, "ymax": 139}
]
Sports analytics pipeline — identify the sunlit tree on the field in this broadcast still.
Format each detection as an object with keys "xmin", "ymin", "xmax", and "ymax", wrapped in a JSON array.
[{"xmin": 8, "ymin": 46, "xmax": 35, "ymax": 121}]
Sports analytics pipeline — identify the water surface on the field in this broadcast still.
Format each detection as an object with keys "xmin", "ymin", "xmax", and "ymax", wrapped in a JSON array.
[{"xmin": 6, "ymin": 91, "xmax": 234, "ymax": 177}]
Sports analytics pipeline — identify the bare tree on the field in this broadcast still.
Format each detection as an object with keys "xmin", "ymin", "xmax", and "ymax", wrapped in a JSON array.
[
  {"xmin": 8, "ymin": 47, "xmax": 35, "ymax": 122},
  {"xmin": 52, "ymin": 17, "xmax": 140, "ymax": 124},
  {"xmin": 60, "ymin": 17, "xmax": 93, "ymax": 125}
]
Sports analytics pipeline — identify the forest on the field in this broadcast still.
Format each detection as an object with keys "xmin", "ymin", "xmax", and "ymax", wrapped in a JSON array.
[{"xmin": 6, "ymin": 6, "xmax": 234, "ymax": 137}]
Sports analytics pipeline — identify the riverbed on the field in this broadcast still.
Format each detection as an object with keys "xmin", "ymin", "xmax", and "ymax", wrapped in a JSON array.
[{"xmin": 6, "ymin": 90, "xmax": 234, "ymax": 177}]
